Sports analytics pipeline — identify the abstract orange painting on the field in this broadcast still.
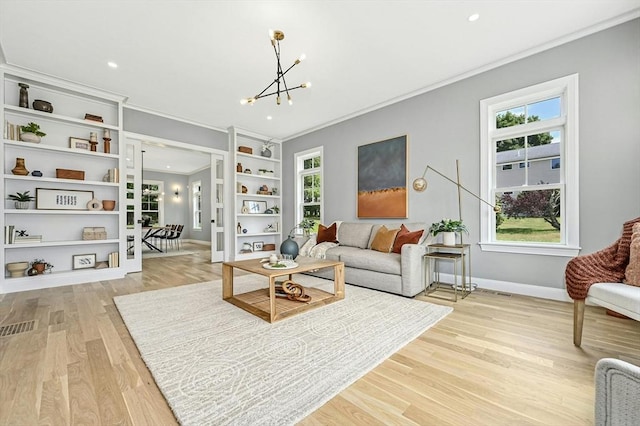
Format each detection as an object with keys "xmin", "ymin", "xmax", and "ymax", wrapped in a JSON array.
[{"xmin": 357, "ymin": 135, "xmax": 408, "ymax": 218}]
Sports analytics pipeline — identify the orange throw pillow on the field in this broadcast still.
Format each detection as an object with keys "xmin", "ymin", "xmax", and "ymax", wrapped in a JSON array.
[
  {"xmin": 392, "ymin": 224, "xmax": 424, "ymax": 254},
  {"xmin": 624, "ymin": 223, "xmax": 640, "ymax": 286},
  {"xmin": 371, "ymin": 225, "xmax": 400, "ymax": 253},
  {"xmin": 316, "ymin": 223, "xmax": 338, "ymax": 244}
]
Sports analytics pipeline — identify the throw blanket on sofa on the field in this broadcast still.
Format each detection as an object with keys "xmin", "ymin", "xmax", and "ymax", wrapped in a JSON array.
[{"xmin": 565, "ymin": 217, "xmax": 640, "ymax": 300}]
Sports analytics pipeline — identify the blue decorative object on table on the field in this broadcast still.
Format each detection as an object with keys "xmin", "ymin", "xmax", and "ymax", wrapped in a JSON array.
[{"xmin": 280, "ymin": 236, "xmax": 299, "ymax": 258}]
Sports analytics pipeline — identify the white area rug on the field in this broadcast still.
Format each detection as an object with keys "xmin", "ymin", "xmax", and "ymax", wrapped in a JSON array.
[{"xmin": 114, "ymin": 275, "xmax": 452, "ymax": 425}]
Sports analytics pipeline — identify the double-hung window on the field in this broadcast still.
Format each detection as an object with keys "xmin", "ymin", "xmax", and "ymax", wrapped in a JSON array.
[
  {"xmin": 479, "ymin": 74, "xmax": 579, "ymax": 256},
  {"xmin": 141, "ymin": 180, "xmax": 164, "ymax": 226},
  {"xmin": 294, "ymin": 147, "xmax": 323, "ymax": 234}
]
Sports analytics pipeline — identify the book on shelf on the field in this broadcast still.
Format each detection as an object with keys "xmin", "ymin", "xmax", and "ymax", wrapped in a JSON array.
[
  {"xmin": 13, "ymin": 235, "xmax": 43, "ymax": 244},
  {"xmin": 4, "ymin": 225, "xmax": 15, "ymax": 244},
  {"xmin": 4, "ymin": 120, "xmax": 21, "ymax": 141},
  {"xmin": 108, "ymin": 251, "xmax": 119, "ymax": 268}
]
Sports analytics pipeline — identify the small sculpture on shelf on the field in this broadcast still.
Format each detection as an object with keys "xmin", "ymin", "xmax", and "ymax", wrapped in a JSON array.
[
  {"xmin": 28, "ymin": 258, "xmax": 54, "ymax": 275},
  {"xmin": 103, "ymin": 128, "xmax": 111, "ymax": 153},
  {"xmin": 89, "ymin": 132, "xmax": 98, "ymax": 151}
]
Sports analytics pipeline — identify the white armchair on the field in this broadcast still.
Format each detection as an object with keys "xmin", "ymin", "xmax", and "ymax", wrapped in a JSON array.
[{"xmin": 595, "ymin": 358, "xmax": 640, "ymax": 426}]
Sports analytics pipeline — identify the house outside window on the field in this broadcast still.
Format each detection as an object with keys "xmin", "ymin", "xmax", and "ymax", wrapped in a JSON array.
[
  {"xmin": 192, "ymin": 180, "xmax": 202, "ymax": 230},
  {"xmin": 480, "ymin": 74, "xmax": 579, "ymax": 257},
  {"xmin": 294, "ymin": 147, "xmax": 323, "ymax": 234},
  {"xmin": 142, "ymin": 180, "xmax": 164, "ymax": 226}
]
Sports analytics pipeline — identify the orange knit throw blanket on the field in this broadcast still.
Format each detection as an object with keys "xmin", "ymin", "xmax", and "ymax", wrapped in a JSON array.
[{"xmin": 565, "ymin": 217, "xmax": 640, "ymax": 300}]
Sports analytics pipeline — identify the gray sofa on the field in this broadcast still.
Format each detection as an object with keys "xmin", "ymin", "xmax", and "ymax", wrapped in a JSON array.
[{"xmin": 298, "ymin": 221, "xmax": 430, "ymax": 297}]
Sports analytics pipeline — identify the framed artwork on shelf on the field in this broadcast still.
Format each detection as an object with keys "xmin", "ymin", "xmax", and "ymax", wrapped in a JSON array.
[
  {"xmin": 69, "ymin": 137, "xmax": 91, "ymax": 150},
  {"xmin": 72, "ymin": 253, "xmax": 96, "ymax": 269},
  {"xmin": 357, "ymin": 135, "xmax": 408, "ymax": 218},
  {"xmin": 252, "ymin": 241, "xmax": 264, "ymax": 251},
  {"xmin": 36, "ymin": 188, "xmax": 94, "ymax": 210},
  {"xmin": 243, "ymin": 200, "xmax": 267, "ymax": 214}
]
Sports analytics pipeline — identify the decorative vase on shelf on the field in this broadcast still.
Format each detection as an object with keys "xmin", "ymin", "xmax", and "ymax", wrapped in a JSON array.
[
  {"xmin": 261, "ymin": 147, "xmax": 272, "ymax": 158},
  {"xmin": 442, "ymin": 232, "xmax": 456, "ymax": 246},
  {"xmin": 11, "ymin": 158, "xmax": 29, "ymax": 176},
  {"xmin": 15, "ymin": 201, "xmax": 30, "ymax": 209},
  {"xmin": 18, "ymin": 83, "xmax": 29, "ymax": 108},
  {"xmin": 20, "ymin": 132, "xmax": 41, "ymax": 143}
]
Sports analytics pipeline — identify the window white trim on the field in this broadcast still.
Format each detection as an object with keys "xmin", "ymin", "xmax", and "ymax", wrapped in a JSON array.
[
  {"xmin": 480, "ymin": 74, "xmax": 580, "ymax": 257},
  {"xmin": 294, "ymin": 146, "xmax": 324, "ymax": 231}
]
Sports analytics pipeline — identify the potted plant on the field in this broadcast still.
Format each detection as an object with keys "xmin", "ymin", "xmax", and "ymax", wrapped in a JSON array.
[
  {"xmin": 429, "ymin": 219, "xmax": 468, "ymax": 246},
  {"xmin": 29, "ymin": 258, "xmax": 53, "ymax": 275},
  {"xmin": 271, "ymin": 205, "xmax": 280, "ymax": 214},
  {"xmin": 8, "ymin": 190, "xmax": 35, "ymax": 209},
  {"xmin": 20, "ymin": 122, "xmax": 46, "ymax": 143},
  {"xmin": 297, "ymin": 218, "xmax": 316, "ymax": 236},
  {"xmin": 261, "ymin": 140, "xmax": 274, "ymax": 158}
]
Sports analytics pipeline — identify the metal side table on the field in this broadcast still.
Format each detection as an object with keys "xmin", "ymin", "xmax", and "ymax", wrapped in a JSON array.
[{"xmin": 423, "ymin": 243, "xmax": 471, "ymax": 302}]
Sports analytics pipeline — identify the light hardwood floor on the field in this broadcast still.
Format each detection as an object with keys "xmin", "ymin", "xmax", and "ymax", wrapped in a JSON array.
[{"xmin": 1, "ymin": 243, "xmax": 638, "ymax": 425}]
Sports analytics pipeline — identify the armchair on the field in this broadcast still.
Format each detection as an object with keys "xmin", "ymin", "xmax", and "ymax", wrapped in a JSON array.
[{"xmin": 565, "ymin": 217, "xmax": 640, "ymax": 346}]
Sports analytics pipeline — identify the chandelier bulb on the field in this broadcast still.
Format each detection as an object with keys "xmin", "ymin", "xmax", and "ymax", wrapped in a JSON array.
[
  {"xmin": 277, "ymin": 95, "xmax": 281, "ymax": 105},
  {"xmin": 288, "ymin": 94, "xmax": 293, "ymax": 105},
  {"xmin": 301, "ymin": 82, "xmax": 311, "ymax": 88}
]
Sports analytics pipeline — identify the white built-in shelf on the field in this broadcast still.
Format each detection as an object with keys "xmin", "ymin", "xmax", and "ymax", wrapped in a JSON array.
[
  {"xmin": 237, "ymin": 213, "xmax": 280, "ymax": 217},
  {"xmin": 5, "ymin": 174, "xmax": 119, "ymax": 187},
  {"xmin": 5, "ymin": 210, "xmax": 119, "ymax": 215},
  {"xmin": 3, "ymin": 139, "xmax": 118, "ymax": 159},
  {"xmin": 4, "ymin": 104, "xmax": 119, "ymax": 130},
  {"xmin": 236, "ymin": 172, "xmax": 279, "ymax": 181},
  {"xmin": 237, "ymin": 232, "xmax": 282, "ymax": 237},
  {"xmin": 5, "ymin": 239, "xmax": 119, "ymax": 249},
  {"xmin": 236, "ymin": 151, "xmax": 281, "ymax": 163},
  {"xmin": 236, "ymin": 193, "xmax": 279, "ymax": 199}
]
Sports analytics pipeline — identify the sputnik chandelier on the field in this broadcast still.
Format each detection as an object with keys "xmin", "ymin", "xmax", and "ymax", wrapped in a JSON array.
[{"xmin": 241, "ymin": 30, "xmax": 311, "ymax": 106}]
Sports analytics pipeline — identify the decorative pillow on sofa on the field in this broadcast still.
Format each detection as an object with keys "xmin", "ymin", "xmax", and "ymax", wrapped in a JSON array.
[
  {"xmin": 370, "ymin": 225, "xmax": 400, "ymax": 253},
  {"xmin": 316, "ymin": 223, "xmax": 338, "ymax": 244},
  {"xmin": 392, "ymin": 224, "xmax": 424, "ymax": 254},
  {"xmin": 624, "ymin": 223, "xmax": 640, "ymax": 286}
]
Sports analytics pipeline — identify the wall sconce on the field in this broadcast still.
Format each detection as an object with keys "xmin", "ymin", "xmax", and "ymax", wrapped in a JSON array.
[{"xmin": 174, "ymin": 187, "xmax": 180, "ymax": 199}]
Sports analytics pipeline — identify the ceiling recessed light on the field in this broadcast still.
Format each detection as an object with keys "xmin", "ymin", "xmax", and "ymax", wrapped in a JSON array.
[
  {"xmin": 107, "ymin": 61, "xmax": 118, "ymax": 68},
  {"xmin": 468, "ymin": 13, "xmax": 480, "ymax": 22},
  {"xmin": 166, "ymin": 165, "xmax": 171, "ymax": 169},
  {"xmin": 266, "ymin": 116, "xmax": 273, "ymax": 120}
]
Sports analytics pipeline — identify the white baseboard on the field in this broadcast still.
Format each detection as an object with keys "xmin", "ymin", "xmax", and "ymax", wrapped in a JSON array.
[{"xmin": 436, "ymin": 273, "xmax": 572, "ymax": 302}]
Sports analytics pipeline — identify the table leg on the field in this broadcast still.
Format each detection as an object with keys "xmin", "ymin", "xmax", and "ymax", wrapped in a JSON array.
[
  {"xmin": 222, "ymin": 264, "xmax": 233, "ymax": 300},
  {"xmin": 334, "ymin": 263, "xmax": 345, "ymax": 299},
  {"xmin": 269, "ymin": 276, "xmax": 277, "ymax": 322}
]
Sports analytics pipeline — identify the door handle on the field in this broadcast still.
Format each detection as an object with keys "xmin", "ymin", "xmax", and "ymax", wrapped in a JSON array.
[
  {"xmin": 137, "ymin": 219, "xmax": 144, "ymax": 224},
  {"xmin": 211, "ymin": 219, "xmax": 215, "ymax": 223}
]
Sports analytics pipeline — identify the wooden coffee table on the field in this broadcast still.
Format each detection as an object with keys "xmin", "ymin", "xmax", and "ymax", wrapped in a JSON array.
[{"xmin": 222, "ymin": 257, "xmax": 345, "ymax": 323}]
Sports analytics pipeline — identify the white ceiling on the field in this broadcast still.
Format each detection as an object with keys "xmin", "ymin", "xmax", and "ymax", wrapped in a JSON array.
[
  {"xmin": 141, "ymin": 142, "xmax": 211, "ymax": 175},
  {"xmin": 1, "ymin": 1, "xmax": 639, "ymax": 145}
]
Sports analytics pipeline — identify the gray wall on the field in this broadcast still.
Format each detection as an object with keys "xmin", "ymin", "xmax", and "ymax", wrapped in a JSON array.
[
  {"xmin": 143, "ymin": 170, "xmax": 189, "ymax": 232},
  {"xmin": 123, "ymin": 108, "xmax": 221, "ymax": 243},
  {"xmin": 124, "ymin": 108, "xmax": 228, "ymax": 151},
  {"xmin": 282, "ymin": 19, "xmax": 640, "ymax": 290}
]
